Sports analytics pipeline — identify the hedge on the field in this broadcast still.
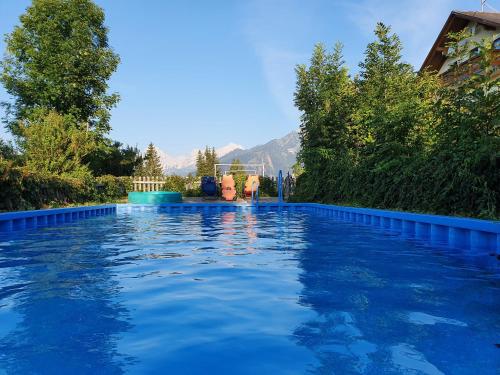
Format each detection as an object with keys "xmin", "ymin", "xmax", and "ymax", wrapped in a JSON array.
[{"xmin": 0, "ymin": 161, "xmax": 130, "ymax": 211}]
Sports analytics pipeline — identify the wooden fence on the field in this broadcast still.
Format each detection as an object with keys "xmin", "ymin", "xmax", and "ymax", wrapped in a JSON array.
[{"xmin": 132, "ymin": 176, "xmax": 166, "ymax": 192}]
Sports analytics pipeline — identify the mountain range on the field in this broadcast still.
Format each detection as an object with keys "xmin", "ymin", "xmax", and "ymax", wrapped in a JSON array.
[{"xmin": 155, "ymin": 131, "xmax": 299, "ymax": 176}]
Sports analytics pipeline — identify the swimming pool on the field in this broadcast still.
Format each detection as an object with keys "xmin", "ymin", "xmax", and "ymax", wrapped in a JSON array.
[{"xmin": 0, "ymin": 205, "xmax": 498, "ymax": 374}]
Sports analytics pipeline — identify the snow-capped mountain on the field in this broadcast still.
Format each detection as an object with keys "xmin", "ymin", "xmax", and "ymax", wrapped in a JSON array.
[
  {"xmin": 152, "ymin": 131, "xmax": 300, "ymax": 176},
  {"xmin": 155, "ymin": 143, "xmax": 244, "ymax": 175}
]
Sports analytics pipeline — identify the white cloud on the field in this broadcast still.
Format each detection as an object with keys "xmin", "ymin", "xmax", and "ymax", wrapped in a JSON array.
[{"xmin": 243, "ymin": 0, "xmax": 310, "ymax": 124}]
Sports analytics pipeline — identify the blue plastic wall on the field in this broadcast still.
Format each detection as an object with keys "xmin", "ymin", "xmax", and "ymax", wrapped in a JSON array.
[
  {"xmin": 0, "ymin": 204, "xmax": 116, "ymax": 233},
  {"xmin": 1, "ymin": 202, "xmax": 498, "ymax": 256}
]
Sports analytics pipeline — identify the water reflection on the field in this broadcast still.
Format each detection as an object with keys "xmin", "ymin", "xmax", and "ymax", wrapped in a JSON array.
[
  {"xmin": 0, "ymin": 220, "xmax": 135, "ymax": 374},
  {"xmin": 291, "ymin": 213, "xmax": 500, "ymax": 374}
]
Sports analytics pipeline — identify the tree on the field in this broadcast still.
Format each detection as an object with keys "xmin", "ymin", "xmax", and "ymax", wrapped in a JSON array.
[
  {"xmin": 293, "ymin": 22, "xmax": 498, "ymax": 217},
  {"xmin": 84, "ymin": 139, "xmax": 143, "ymax": 176},
  {"xmin": 0, "ymin": 138, "xmax": 18, "ymax": 162},
  {"xmin": 294, "ymin": 42, "xmax": 355, "ymax": 200},
  {"xmin": 137, "ymin": 143, "xmax": 163, "ymax": 177},
  {"xmin": 229, "ymin": 158, "xmax": 244, "ymax": 176},
  {"xmin": 195, "ymin": 146, "xmax": 219, "ymax": 176},
  {"xmin": 356, "ymin": 23, "xmax": 436, "ymax": 152},
  {"xmin": 19, "ymin": 109, "xmax": 96, "ymax": 177},
  {"xmin": 229, "ymin": 158, "xmax": 246, "ymax": 197},
  {"xmin": 1, "ymin": 0, "xmax": 120, "ymax": 136},
  {"xmin": 195, "ymin": 150, "xmax": 205, "ymax": 177}
]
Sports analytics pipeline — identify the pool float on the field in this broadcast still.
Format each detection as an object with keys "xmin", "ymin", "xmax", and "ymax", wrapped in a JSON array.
[
  {"xmin": 221, "ymin": 175, "xmax": 236, "ymax": 201},
  {"xmin": 244, "ymin": 175, "xmax": 260, "ymax": 197},
  {"xmin": 128, "ymin": 191, "xmax": 182, "ymax": 204},
  {"xmin": 201, "ymin": 176, "xmax": 217, "ymax": 197}
]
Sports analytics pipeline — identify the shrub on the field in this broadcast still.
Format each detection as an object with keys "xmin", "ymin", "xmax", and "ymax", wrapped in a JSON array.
[{"xmin": 0, "ymin": 164, "xmax": 130, "ymax": 211}]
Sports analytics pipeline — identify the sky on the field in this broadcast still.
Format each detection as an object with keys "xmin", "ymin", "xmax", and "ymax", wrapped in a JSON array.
[{"xmin": 0, "ymin": 0, "xmax": 496, "ymax": 155}]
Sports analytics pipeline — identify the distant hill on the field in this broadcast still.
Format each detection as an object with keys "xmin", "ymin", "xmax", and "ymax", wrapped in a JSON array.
[
  {"xmin": 154, "ymin": 131, "xmax": 299, "ymax": 176},
  {"xmin": 219, "ymin": 131, "xmax": 299, "ymax": 176},
  {"xmin": 155, "ymin": 143, "xmax": 243, "ymax": 176}
]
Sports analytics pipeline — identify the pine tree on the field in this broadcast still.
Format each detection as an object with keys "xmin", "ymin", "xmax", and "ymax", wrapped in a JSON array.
[
  {"xmin": 195, "ymin": 150, "xmax": 205, "ymax": 177},
  {"xmin": 140, "ymin": 143, "xmax": 163, "ymax": 177},
  {"xmin": 196, "ymin": 146, "xmax": 218, "ymax": 176}
]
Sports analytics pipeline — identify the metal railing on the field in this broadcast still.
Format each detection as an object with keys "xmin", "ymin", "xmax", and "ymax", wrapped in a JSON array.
[{"xmin": 251, "ymin": 181, "xmax": 259, "ymax": 206}]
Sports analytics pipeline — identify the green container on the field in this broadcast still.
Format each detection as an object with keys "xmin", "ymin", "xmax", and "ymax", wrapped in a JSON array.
[{"xmin": 128, "ymin": 191, "xmax": 182, "ymax": 204}]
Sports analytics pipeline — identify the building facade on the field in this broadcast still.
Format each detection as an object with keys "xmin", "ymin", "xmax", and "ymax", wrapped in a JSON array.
[{"xmin": 420, "ymin": 11, "xmax": 499, "ymax": 84}]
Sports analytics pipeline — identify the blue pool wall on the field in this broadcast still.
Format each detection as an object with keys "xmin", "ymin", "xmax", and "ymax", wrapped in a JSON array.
[
  {"xmin": 1, "ymin": 202, "xmax": 498, "ymax": 255},
  {"xmin": 0, "ymin": 204, "xmax": 116, "ymax": 232}
]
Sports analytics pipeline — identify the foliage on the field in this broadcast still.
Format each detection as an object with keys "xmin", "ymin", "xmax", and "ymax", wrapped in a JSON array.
[
  {"xmin": 0, "ymin": 0, "xmax": 120, "ymax": 136},
  {"xmin": 229, "ymin": 158, "xmax": 245, "ymax": 197},
  {"xmin": 19, "ymin": 110, "xmax": 96, "ymax": 177},
  {"xmin": 0, "ymin": 138, "xmax": 19, "ymax": 162},
  {"xmin": 0, "ymin": 161, "xmax": 128, "ymax": 211},
  {"xmin": 294, "ymin": 23, "xmax": 499, "ymax": 218},
  {"xmin": 85, "ymin": 139, "xmax": 142, "ymax": 176},
  {"xmin": 137, "ymin": 143, "xmax": 163, "ymax": 177},
  {"xmin": 259, "ymin": 176, "xmax": 278, "ymax": 197},
  {"xmin": 161, "ymin": 175, "xmax": 187, "ymax": 193},
  {"xmin": 94, "ymin": 175, "xmax": 131, "ymax": 201},
  {"xmin": 195, "ymin": 146, "xmax": 219, "ymax": 177}
]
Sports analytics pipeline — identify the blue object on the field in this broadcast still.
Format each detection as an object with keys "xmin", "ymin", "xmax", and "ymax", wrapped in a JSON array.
[
  {"xmin": 0, "ymin": 204, "xmax": 115, "ymax": 231},
  {"xmin": 128, "ymin": 191, "xmax": 182, "ymax": 204},
  {"xmin": 201, "ymin": 176, "xmax": 217, "ymax": 196},
  {"xmin": 251, "ymin": 184, "xmax": 259, "ymax": 205},
  {"xmin": 278, "ymin": 170, "xmax": 283, "ymax": 203},
  {"xmin": 0, "ymin": 204, "xmax": 498, "ymax": 373}
]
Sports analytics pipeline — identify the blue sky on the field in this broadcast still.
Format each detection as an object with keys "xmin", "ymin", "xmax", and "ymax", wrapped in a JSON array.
[{"xmin": 0, "ymin": 0, "xmax": 494, "ymax": 154}]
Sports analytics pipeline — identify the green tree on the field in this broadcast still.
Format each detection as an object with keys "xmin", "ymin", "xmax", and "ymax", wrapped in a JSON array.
[
  {"xmin": 294, "ymin": 42, "xmax": 355, "ymax": 200},
  {"xmin": 196, "ymin": 146, "xmax": 219, "ymax": 176},
  {"xmin": 195, "ymin": 150, "xmax": 205, "ymax": 177},
  {"xmin": 229, "ymin": 158, "xmax": 245, "ymax": 197},
  {"xmin": 138, "ymin": 143, "xmax": 163, "ymax": 177},
  {"xmin": 0, "ymin": 138, "xmax": 18, "ymax": 162},
  {"xmin": 293, "ymin": 22, "xmax": 498, "ymax": 217},
  {"xmin": 1, "ymin": 0, "xmax": 120, "ymax": 136},
  {"xmin": 84, "ymin": 139, "xmax": 143, "ymax": 176},
  {"xmin": 19, "ymin": 109, "xmax": 96, "ymax": 177}
]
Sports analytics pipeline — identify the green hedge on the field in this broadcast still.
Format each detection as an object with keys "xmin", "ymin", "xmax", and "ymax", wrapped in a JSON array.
[{"xmin": 0, "ymin": 161, "xmax": 130, "ymax": 211}]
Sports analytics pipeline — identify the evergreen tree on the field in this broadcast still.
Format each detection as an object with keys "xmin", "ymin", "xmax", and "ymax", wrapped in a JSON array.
[
  {"xmin": 195, "ymin": 146, "xmax": 219, "ymax": 176},
  {"xmin": 195, "ymin": 150, "xmax": 205, "ymax": 177},
  {"xmin": 139, "ymin": 143, "xmax": 163, "ymax": 177}
]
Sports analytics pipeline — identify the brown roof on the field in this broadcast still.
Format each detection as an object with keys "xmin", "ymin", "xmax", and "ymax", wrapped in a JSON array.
[{"xmin": 420, "ymin": 11, "xmax": 500, "ymax": 72}]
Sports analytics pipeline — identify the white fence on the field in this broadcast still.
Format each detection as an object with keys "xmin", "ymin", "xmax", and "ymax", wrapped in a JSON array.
[{"xmin": 132, "ymin": 176, "xmax": 166, "ymax": 192}]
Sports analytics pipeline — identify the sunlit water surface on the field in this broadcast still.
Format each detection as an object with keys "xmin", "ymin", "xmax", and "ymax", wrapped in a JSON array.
[{"xmin": 0, "ymin": 209, "xmax": 499, "ymax": 374}]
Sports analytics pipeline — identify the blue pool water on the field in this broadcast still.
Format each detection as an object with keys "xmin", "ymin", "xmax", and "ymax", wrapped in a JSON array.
[{"xmin": 0, "ymin": 207, "xmax": 498, "ymax": 374}]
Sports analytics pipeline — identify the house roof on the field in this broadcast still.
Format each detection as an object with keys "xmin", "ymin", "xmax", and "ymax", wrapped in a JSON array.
[{"xmin": 420, "ymin": 11, "xmax": 500, "ymax": 72}]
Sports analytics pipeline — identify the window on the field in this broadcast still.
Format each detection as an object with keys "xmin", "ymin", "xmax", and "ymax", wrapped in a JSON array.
[{"xmin": 493, "ymin": 37, "xmax": 500, "ymax": 51}]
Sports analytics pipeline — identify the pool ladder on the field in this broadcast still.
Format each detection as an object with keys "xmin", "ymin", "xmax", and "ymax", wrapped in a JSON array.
[{"xmin": 251, "ymin": 181, "xmax": 259, "ymax": 206}]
